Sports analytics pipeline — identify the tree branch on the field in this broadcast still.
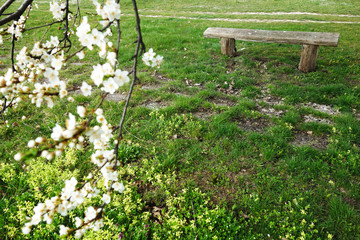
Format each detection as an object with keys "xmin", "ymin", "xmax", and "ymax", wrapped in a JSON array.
[
  {"xmin": 0, "ymin": 0, "xmax": 33, "ymax": 26},
  {"xmin": 0, "ymin": 0, "xmax": 16, "ymax": 16},
  {"xmin": 113, "ymin": 0, "xmax": 145, "ymax": 167}
]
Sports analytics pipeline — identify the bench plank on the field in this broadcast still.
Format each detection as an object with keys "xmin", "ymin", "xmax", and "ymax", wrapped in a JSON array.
[{"xmin": 204, "ymin": 28, "xmax": 339, "ymax": 47}]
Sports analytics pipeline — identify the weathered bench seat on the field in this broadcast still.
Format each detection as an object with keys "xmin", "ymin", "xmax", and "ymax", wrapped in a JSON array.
[{"xmin": 204, "ymin": 27, "xmax": 340, "ymax": 72}]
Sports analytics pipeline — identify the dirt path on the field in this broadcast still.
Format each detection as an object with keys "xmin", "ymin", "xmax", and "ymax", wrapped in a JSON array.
[
  {"xmin": 130, "ymin": 14, "xmax": 360, "ymax": 24},
  {"xmin": 141, "ymin": 10, "xmax": 360, "ymax": 18}
]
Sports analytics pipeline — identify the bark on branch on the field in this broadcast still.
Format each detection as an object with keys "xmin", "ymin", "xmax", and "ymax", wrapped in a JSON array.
[
  {"xmin": 0, "ymin": 0, "xmax": 16, "ymax": 16},
  {"xmin": 0, "ymin": 0, "xmax": 33, "ymax": 26}
]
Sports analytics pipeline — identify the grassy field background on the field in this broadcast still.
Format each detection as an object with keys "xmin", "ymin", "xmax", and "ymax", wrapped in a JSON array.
[{"xmin": 0, "ymin": 0, "xmax": 359, "ymax": 239}]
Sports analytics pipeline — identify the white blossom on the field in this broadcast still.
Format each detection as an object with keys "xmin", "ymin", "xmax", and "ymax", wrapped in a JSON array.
[
  {"xmin": 63, "ymin": 177, "xmax": 77, "ymax": 196},
  {"xmin": 57, "ymin": 204, "xmax": 68, "ymax": 216},
  {"xmin": 22, "ymin": 223, "xmax": 32, "ymax": 234},
  {"xmin": 95, "ymin": 108, "xmax": 103, "ymax": 116},
  {"xmin": 30, "ymin": 213, "xmax": 42, "ymax": 225},
  {"xmin": 76, "ymin": 51, "xmax": 85, "ymax": 59},
  {"xmin": 43, "ymin": 213, "xmax": 53, "ymax": 224},
  {"xmin": 103, "ymin": 78, "xmax": 118, "ymax": 94},
  {"xmin": 59, "ymin": 225, "xmax": 70, "ymax": 236},
  {"xmin": 142, "ymin": 48, "xmax": 163, "ymax": 68},
  {"xmin": 51, "ymin": 124, "xmax": 64, "ymax": 141},
  {"xmin": 90, "ymin": 28, "xmax": 105, "ymax": 47},
  {"xmin": 142, "ymin": 48, "xmax": 155, "ymax": 62},
  {"xmin": 14, "ymin": 153, "xmax": 22, "ymax": 161},
  {"xmin": 107, "ymin": 52, "xmax": 117, "ymax": 66},
  {"xmin": 77, "ymin": 106, "xmax": 86, "ymax": 117},
  {"xmin": 45, "ymin": 97, "xmax": 54, "ymax": 108},
  {"xmin": 153, "ymin": 55, "xmax": 164, "ymax": 68},
  {"xmin": 114, "ymin": 69, "xmax": 129, "ymax": 86},
  {"xmin": 102, "ymin": 63, "xmax": 113, "ymax": 75},
  {"xmin": 59, "ymin": 88, "xmax": 68, "ymax": 98},
  {"xmin": 80, "ymin": 81, "xmax": 92, "ymax": 96},
  {"xmin": 71, "ymin": 191, "xmax": 84, "ymax": 205},
  {"xmin": 85, "ymin": 206, "xmax": 97, "ymax": 221},
  {"xmin": 91, "ymin": 64, "xmax": 104, "ymax": 86},
  {"xmin": 51, "ymin": 57, "xmax": 63, "ymax": 70},
  {"xmin": 45, "ymin": 199, "xmax": 56, "ymax": 211},
  {"xmin": 35, "ymin": 137, "xmax": 44, "ymax": 143},
  {"xmin": 92, "ymin": 219, "xmax": 104, "ymax": 231},
  {"xmin": 44, "ymin": 67, "xmax": 59, "ymax": 83},
  {"xmin": 64, "ymin": 115, "xmax": 76, "ymax": 135},
  {"xmin": 75, "ymin": 217, "xmax": 83, "ymax": 228},
  {"xmin": 102, "ymin": 194, "xmax": 111, "ymax": 204},
  {"xmin": 28, "ymin": 140, "xmax": 36, "ymax": 148},
  {"xmin": 50, "ymin": 36, "xmax": 60, "ymax": 47},
  {"xmin": 96, "ymin": 115, "xmax": 106, "ymax": 124},
  {"xmin": 113, "ymin": 182, "xmax": 125, "ymax": 193},
  {"xmin": 101, "ymin": 0, "xmax": 121, "ymax": 21},
  {"xmin": 50, "ymin": 1, "xmax": 65, "ymax": 21},
  {"xmin": 74, "ymin": 230, "xmax": 83, "ymax": 239}
]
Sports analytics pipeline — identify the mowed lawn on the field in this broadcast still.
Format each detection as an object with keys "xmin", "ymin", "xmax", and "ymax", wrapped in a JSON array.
[{"xmin": 0, "ymin": 0, "xmax": 360, "ymax": 239}]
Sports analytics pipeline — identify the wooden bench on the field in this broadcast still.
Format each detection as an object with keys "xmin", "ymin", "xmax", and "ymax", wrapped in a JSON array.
[{"xmin": 203, "ymin": 27, "xmax": 340, "ymax": 73}]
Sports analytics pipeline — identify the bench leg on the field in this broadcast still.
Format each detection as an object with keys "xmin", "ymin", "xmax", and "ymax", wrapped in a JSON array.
[
  {"xmin": 299, "ymin": 44, "xmax": 319, "ymax": 73},
  {"xmin": 221, "ymin": 38, "xmax": 236, "ymax": 57}
]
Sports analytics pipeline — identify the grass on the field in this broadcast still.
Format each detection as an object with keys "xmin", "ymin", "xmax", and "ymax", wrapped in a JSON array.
[{"xmin": 1, "ymin": 0, "xmax": 360, "ymax": 239}]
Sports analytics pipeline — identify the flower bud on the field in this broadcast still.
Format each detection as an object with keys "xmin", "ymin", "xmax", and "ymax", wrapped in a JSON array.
[
  {"xmin": 14, "ymin": 153, "xmax": 22, "ymax": 161},
  {"xmin": 41, "ymin": 150, "xmax": 49, "ymax": 158},
  {"xmin": 35, "ymin": 137, "xmax": 44, "ymax": 143},
  {"xmin": 28, "ymin": 140, "xmax": 36, "ymax": 148}
]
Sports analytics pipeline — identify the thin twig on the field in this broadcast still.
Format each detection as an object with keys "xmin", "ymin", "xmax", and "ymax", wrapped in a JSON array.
[
  {"xmin": 60, "ymin": 0, "xmax": 72, "ymax": 52},
  {"xmin": 40, "ymin": 24, "xmax": 52, "ymax": 43},
  {"xmin": 11, "ymin": 32, "xmax": 15, "ymax": 72},
  {"xmin": 113, "ymin": 0, "xmax": 145, "ymax": 167},
  {"xmin": 114, "ymin": 19, "xmax": 121, "ymax": 69},
  {"xmin": 0, "ymin": 97, "xmax": 7, "ymax": 121},
  {"xmin": 71, "ymin": 0, "xmax": 81, "ymax": 28},
  {"xmin": 65, "ymin": 46, "xmax": 86, "ymax": 61},
  {"xmin": 24, "ymin": 20, "xmax": 62, "ymax": 32}
]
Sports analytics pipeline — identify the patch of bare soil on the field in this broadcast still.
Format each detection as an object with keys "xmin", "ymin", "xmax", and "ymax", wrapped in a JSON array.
[
  {"xmin": 67, "ymin": 85, "xmax": 128, "ymax": 102},
  {"xmin": 140, "ymin": 101, "xmax": 168, "ymax": 110},
  {"xmin": 188, "ymin": 169, "xmax": 251, "ymax": 205},
  {"xmin": 237, "ymin": 117, "xmax": 272, "ymax": 132},
  {"xmin": 304, "ymin": 114, "xmax": 332, "ymax": 125},
  {"xmin": 257, "ymin": 88, "xmax": 285, "ymax": 105},
  {"xmin": 258, "ymin": 106, "xmax": 284, "ymax": 117},
  {"xmin": 215, "ymin": 81, "xmax": 241, "ymax": 95},
  {"xmin": 303, "ymin": 102, "xmax": 340, "ymax": 115},
  {"xmin": 105, "ymin": 92, "xmax": 127, "ymax": 102},
  {"xmin": 290, "ymin": 131, "xmax": 328, "ymax": 149},
  {"xmin": 192, "ymin": 111, "xmax": 214, "ymax": 120},
  {"xmin": 141, "ymin": 84, "xmax": 162, "ymax": 90},
  {"xmin": 0, "ymin": 65, "xmax": 7, "ymax": 72},
  {"xmin": 210, "ymin": 97, "xmax": 237, "ymax": 107},
  {"xmin": 151, "ymin": 72, "xmax": 175, "ymax": 83}
]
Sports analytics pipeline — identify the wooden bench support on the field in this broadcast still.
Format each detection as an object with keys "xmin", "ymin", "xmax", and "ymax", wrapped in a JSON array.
[
  {"xmin": 299, "ymin": 44, "xmax": 319, "ymax": 73},
  {"xmin": 221, "ymin": 38, "xmax": 236, "ymax": 57}
]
